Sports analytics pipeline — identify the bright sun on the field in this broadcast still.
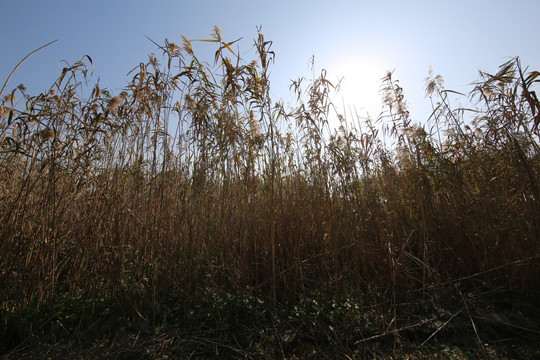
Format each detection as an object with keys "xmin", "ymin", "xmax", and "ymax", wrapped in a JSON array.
[{"xmin": 328, "ymin": 52, "xmax": 389, "ymax": 123}]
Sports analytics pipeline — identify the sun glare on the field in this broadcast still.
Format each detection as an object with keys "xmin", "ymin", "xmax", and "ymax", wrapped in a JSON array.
[{"xmin": 328, "ymin": 52, "xmax": 388, "ymax": 122}]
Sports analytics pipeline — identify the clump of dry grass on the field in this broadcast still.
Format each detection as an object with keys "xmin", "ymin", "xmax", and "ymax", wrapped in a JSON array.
[{"xmin": 1, "ymin": 28, "xmax": 539, "ymax": 355}]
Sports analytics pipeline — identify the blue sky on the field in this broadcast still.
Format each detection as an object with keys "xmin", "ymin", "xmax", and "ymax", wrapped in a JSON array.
[{"xmin": 1, "ymin": 0, "xmax": 539, "ymax": 127}]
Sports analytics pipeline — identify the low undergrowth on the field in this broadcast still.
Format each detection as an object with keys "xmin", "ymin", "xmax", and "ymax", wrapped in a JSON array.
[
  {"xmin": 3, "ymin": 288, "xmax": 540, "ymax": 359},
  {"xmin": 1, "ymin": 27, "xmax": 539, "ymax": 358}
]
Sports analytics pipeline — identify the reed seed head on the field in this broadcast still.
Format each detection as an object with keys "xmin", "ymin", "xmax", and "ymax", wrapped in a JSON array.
[
  {"xmin": 249, "ymin": 110, "xmax": 262, "ymax": 138},
  {"xmin": 212, "ymin": 25, "xmax": 223, "ymax": 43},
  {"xmin": 168, "ymin": 42, "xmax": 180, "ymax": 55},
  {"xmin": 482, "ymin": 87, "xmax": 493, "ymax": 98},
  {"xmin": 0, "ymin": 106, "xmax": 9, "ymax": 119},
  {"xmin": 149, "ymin": 53, "xmax": 158, "ymax": 68},
  {"xmin": 36, "ymin": 128, "xmax": 54, "ymax": 140},
  {"xmin": 4, "ymin": 94, "xmax": 16, "ymax": 104},
  {"xmin": 185, "ymin": 94, "xmax": 196, "ymax": 111},
  {"xmin": 181, "ymin": 35, "xmax": 194, "ymax": 56},
  {"xmin": 108, "ymin": 96, "xmax": 123, "ymax": 111}
]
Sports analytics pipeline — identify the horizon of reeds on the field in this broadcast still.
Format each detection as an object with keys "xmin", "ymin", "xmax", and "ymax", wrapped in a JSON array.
[{"xmin": 1, "ymin": 26, "xmax": 539, "ymax": 348}]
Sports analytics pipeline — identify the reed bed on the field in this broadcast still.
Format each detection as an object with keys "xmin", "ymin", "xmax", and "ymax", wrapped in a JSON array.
[{"xmin": 1, "ymin": 27, "xmax": 539, "ymax": 357}]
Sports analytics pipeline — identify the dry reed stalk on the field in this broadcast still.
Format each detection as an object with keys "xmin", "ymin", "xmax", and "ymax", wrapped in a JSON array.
[{"xmin": 0, "ymin": 29, "xmax": 538, "ymax": 354}]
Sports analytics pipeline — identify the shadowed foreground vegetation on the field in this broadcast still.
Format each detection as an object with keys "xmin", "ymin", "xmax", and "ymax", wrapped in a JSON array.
[{"xmin": 1, "ymin": 27, "xmax": 539, "ymax": 358}]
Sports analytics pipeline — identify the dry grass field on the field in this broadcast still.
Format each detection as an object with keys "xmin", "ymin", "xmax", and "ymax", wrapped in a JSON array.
[{"xmin": 1, "ymin": 27, "xmax": 539, "ymax": 358}]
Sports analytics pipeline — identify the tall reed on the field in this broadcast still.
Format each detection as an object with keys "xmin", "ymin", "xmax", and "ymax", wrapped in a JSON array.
[{"xmin": 1, "ymin": 28, "xmax": 538, "ymax": 343}]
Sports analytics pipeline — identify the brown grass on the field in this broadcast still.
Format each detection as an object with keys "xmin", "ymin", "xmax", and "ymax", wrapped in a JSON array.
[{"xmin": 1, "ymin": 28, "xmax": 539, "ymax": 357}]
